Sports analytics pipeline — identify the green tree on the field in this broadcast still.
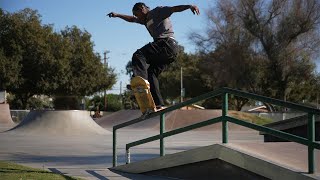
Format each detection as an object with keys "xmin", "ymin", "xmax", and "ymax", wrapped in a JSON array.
[
  {"xmin": 105, "ymin": 94, "xmax": 123, "ymax": 112},
  {"xmin": 239, "ymin": 0, "xmax": 320, "ymax": 100},
  {"xmin": 121, "ymin": 90, "xmax": 138, "ymax": 109},
  {"xmin": 158, "ymin": 46, "xmax": 209, "ymax": 102},
  {"xmin": 0, "ymin": 48, "xmax": 21, "ymax": 91},
  {"xmin": 87, "ymin": 95, "xmax": 104, "ymax": 111},
  {"xmin": 190, "ymin": 1, "xmax": 263, "ymax": 110},
  {"xmin": 191, "ymin": 0, "xmax": 320, "ymax": 109},
  {"xmin": 57, "ymin": 26, "xmax": 116, "ymax": 96},
  {"xmin": 0, "ymin": 9, "xmax": 117, "ymax": 109},
  {"xmin": 8, "ymin": 94, "xmax": 53, "ymax": 110},
  {"xmin": 0, "ymin": 8, "xmax": 55, "ymax": 107},
  {"xmin": 87, "ymin": 94, "xmax": 122, "ymax": 112}
]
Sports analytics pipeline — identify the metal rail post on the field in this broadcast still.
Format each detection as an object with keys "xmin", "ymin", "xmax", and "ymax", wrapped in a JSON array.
[
  {"xmin": 222, "ymin": 93, "xmax": 228, "ymax": 143},
  {"xmin": 113, "ymin": 128, "xmax": 117, "ymax": 167},
  {"xmin": 308, "ymin": 113, "xmax": 315, "ymax": 173},
  {"xmin": 160, "ymin": 113, "xmax": 165, "ymax": 156},
  {"xmin": 126, "ymin": 148, "xmax": 131, "ymax": 164}
]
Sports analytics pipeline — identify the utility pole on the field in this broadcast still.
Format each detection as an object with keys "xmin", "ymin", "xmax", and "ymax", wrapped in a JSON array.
[
  {"xmin": 4, "ymin": 90, "xmax": 6, "ymax": 104},
  {"xmin": 180, "ymin": 67, "xmax": 184, "ymax": 103},
  {"xmin": 103, "ymin": 50, "xmax": 110, "ymax": 111},
  {"xmin": 317, "ymin": 91, "xmax": 319, "ymax": 109},
  {"xmin": 103, "ymin": 51, "xmax": 110, "ymax": 68},
  {"xmin": 120, "ymin": 81, "xmax": 123, "ymax": 108}
]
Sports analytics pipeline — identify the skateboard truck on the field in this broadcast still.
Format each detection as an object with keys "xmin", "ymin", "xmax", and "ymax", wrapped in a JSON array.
[{"xmin": 140, "ymin": 108, "xmax": 156, "ymax": 119}]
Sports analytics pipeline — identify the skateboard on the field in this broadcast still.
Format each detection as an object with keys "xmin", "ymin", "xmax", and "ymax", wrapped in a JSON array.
[{"xmin": 130, "ymin": 76, "xmax": 157, "ymax": 116}]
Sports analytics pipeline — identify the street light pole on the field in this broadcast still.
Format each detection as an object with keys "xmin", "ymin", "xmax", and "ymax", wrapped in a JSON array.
[
  {"xmin": 103, "ymin": 51, "xmax": 110, "ymax": 111},
  {"xmin": 317, "ymin": 92, "xmax": 319, "ymax": 109},
  {"xmin": 180, "ymin": 67, "xmax": 184, "ymax": 103},
  {"xmin": 103, "ymin": 51, "xmax": 110, "ymax": 68}
]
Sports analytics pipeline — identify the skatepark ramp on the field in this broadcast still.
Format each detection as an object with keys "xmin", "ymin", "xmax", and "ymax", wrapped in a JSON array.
[
  {"xmin": 0, "ymin": 104, "xmax": 15, "ymax": 127},
  {"xmin": 97, "ymin": 109, "xmax": 253, "ymax": 131},
  {"xmin": 111, "ymin": 88, "xmax": 320, "ymax": 178},
  {"xmin": 0, "ymin": 104, "xmax": 15, "ymax": 125},
  {"xmin": 95, "ymin": 110, "xmax": 162, "ymax": 129},
  {"xmin": 7, "ymin": 110, "xmax": 110, "ymax": 136}
]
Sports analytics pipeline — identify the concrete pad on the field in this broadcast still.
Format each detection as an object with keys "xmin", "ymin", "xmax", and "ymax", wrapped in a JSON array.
[
  {"xmin": 2, "ymin": 119, "xmax": 317, "ymax": 179},
  {"xmin": 6, "ymin": 110, "xmax": 110, "ymax": 136},
  {"xmin": 47, "ymin": 168, "xmax": 170, "ymax": 180},
  {"xmin": 0, "ymin": 130, "xmax": 169, "ymax": 179},
  {"xmin": 0, "ymin": 129, "xmax": 264, "ymax": 179}
]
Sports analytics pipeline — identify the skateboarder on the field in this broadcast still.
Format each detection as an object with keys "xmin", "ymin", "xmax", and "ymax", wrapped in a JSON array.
[{"xmin": 108, "ymin": 3, "xmax": 200, "ymax": 110}]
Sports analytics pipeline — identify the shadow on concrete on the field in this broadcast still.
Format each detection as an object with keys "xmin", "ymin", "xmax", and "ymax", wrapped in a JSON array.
[
  {"xmin": 48, "ymin": 168, "xmax": 66, "ymax": 175},
  {"xmin": 7, "ymin": 153, "xmax": 161, "ymax": 166},
  {"xmin": 109, "ymin": 168, "xmax": 170, "ymax": 180},
  {"xmin": 86, "ymin": 170, "xmax": 109, "ymax": 180}
]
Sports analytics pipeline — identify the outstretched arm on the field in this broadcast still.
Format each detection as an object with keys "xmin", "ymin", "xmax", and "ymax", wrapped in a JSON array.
[
  {"xmin": 107, "ymin": 12, "xmax": 139, "ymax": 23},
  {"xmin": 170, "ymin": 5, "xmax": 200, "ymax": 15}
]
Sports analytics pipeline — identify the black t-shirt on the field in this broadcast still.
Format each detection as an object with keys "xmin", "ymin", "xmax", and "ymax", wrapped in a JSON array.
[{"xmin": 136, "ymin": 6, "xmax": 174, "ymax": 40}]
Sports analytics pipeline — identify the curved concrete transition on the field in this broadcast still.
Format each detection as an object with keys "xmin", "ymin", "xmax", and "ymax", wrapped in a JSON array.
[
  {"xmin": 95, "ymin": 110, "xmax": 163, "ymax": 129},
  {"xmin": 158, "ymin": 109, "xmax": 252, "ymax": 131},
  {"xmin": 0, "ymin": 104, "xmax": 15, "ymax": 130},
  {"xmin": 96, "ymin": 109, "xmax": 251, "ymax": 131},
  {"xmin": 6, "ymin": 110, "xmax": 110, "ymax": 136}
]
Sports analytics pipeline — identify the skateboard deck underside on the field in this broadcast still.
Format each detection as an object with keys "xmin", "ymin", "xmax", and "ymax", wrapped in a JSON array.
[{"xmin": 131, "ymin": 76, "xmax": 156, "ymax": 114}]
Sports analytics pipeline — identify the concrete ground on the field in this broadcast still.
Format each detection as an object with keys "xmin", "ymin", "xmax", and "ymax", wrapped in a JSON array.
[
  {"xmin": 0, "ymin": 109, "xmax": 318, "ymax": 179},
  {"xmin": 0, "ymin": 129, "xmax": 265, "ymax": 179}
]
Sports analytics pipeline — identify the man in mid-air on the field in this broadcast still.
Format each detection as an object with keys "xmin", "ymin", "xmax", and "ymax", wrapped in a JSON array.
[{"xmin": 108, "ymin": 2, "xmax": 200, "ymax": 110}]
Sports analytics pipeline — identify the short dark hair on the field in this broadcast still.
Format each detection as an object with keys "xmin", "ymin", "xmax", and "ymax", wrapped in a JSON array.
[{"xmin": 132, "ymin": 2, "xmax": 149, "ymax": 12}]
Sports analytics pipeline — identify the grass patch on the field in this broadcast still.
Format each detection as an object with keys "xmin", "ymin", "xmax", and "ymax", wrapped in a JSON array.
[
  {"xmin": 229, "ymin": 111, "xmax": 273, "ymax": 125},
  {"xmin": 0, "ymin": 161, "xmax": 82, "ymax": 180}
]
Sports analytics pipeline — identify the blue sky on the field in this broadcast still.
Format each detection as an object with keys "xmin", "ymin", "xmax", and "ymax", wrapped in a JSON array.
[{"xmin": 1, "ymin": 0, "xmax": 319, "ymax": 95}]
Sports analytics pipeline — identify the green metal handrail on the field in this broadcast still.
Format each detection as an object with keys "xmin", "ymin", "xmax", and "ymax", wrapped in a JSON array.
[{"xmin": 112, "ymin": 88, "xmax": 320, "ymax": 174}]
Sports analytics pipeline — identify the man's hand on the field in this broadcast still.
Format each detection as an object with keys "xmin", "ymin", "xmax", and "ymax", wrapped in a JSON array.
[
  {"xmin": 107, "ymin": 12, "xmax": 117, "ymax": 18},
  {"xmin": 170, "ymin": 5, "xmax": 200, "ymax": 15},
  {"xmin": 190, "ymin": 5, "xmax": 200, "ymax": 15},
  {"xmin": 106, "ymin": 12, "xmax": 138, "ymax": 23}
]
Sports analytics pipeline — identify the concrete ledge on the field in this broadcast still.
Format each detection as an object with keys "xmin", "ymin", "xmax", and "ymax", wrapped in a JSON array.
[
  {"xmin": 261, "ymin": 115, "xmax": 320, "ymax": 141},
  {"xmin": 262, "ymin": 115, "xmax": 319, "ymax": 131},
  {"xmin": 112, "ymin": 144, "xmax": 317, "ymax": 180}
]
